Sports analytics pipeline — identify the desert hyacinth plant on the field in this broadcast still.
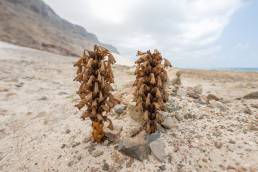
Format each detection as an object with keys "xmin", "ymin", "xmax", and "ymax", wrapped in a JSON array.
[
  {"xmin": 133, "ymin": 50, "xmax": 172, "ymax": 134},
  {"xmin": 74, "ymin": 45, "xmax": 119, "ymax": 142}
]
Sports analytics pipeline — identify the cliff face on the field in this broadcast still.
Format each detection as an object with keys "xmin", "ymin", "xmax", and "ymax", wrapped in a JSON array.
[{"xmin": 0, "ymin": 0, "xmax": 119, "ymax": 56}]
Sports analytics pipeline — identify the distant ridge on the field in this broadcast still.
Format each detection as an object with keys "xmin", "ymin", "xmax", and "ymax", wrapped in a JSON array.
[{"xmin": 0, "ymin": 0, "xmax": 119, "ymax": 56}]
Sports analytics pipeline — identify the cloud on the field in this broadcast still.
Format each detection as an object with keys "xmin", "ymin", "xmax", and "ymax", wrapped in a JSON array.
[{"xmin": 44, "ymin": 0, "xmax": 244, "ymax": 66}]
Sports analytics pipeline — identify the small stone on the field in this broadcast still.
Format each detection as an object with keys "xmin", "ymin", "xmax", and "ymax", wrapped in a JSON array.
[
  {"xmin": 102, "ymin": 161, "xmax": 109, "ymax": 171},
  {"xmin": 166, "ymin": 103, "xmax": 181, "ymax": 113},
  {"xmin": 145, "ymin": 132, "xmax": 160, "ymax": 143},
  {"xmin": 207, "ymin": 94, "xmax": 220, "ymax": 101},
  {"xmin": 175, "ymin": 113, "xmax": 183, "ymax": 121},
  {"xmin": 150, "ymin": 140, "xmax": 166, "ymax": 162},
  {"xmin": 210, "ymin": 100, "xmax": 227, "ymax": 111},
  {"xmin": 159, "ymin": 165, "xmax": 166, "ymax": 171},
  {"xmin": 15, "ymin": 82, "xmax": 24, "ymax": 87},
  {"xmin": 114, "ymin": 104, "xmax": 127, "ymax": 114},
  {"xmin": 118, "ymin": 140, "xmax": 150, "ymax": 161},
  {"xmin": 65, "ymin": 129, "xmax": 71, "ymax": 134},
  {"xmin": 243, "ymin": 91, "xmax": 258, "ymax": 99},
  {"xmin": 72, "ymin": 142, "xmax": 80, "ymax": 148},
  {"xmin": 251, "ymin": 104, "xmax": 258, "ymax": 109},
  {"xmin": 103, "ymin": 140, "xmax": 109, "ymax": 146},
  {"xmin": 77, "ymin": 155, "xmax": 82, "ymax": 161},
  {"xmin": 61, "ymin": 144, "xmax": 66, "ymax": 149},
  {"xmin": 58, "ymin": 91, "xmax": 68, "ymax": 95},
  {"xmin": 38, "ymin": 96, "xmax": 47, "ymax": 101},
  {"xmin": 243, "ymin": 107, "xmax": 252, "ymax": 114},
  {"xmin": 187, "ymin": 85, "xmax": 202, "ymax": 99},
  {"xmin": 229, "ymin": 139, "xmax": 236, "ymax": 144},
  {"xmin": 214, "ymin": 142, "xmax": 223, "ymax": 149},
  {"xmin": 161, "ymin": 117, "xmax": 177, "ymax": 129},
  {"xmin": 67, "ymin": 161, "xmax": 74, "ymax": 167},
  {"xmin": 92, "ymin": 150, "xmax": 104, "ymax": 157},
  {"xmin": 183, "ymin": 113, "xmax": 195, "ymax": 119}
]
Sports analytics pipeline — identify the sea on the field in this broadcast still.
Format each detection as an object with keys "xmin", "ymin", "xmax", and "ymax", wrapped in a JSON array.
[{"xmin": 209, "ymin": 68, "xmax": 258, "ymax": 72}]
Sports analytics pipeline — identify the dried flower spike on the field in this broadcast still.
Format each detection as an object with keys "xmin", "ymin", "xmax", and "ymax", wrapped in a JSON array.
[
  {"xmin": 133, "ymin": 49, "xmax": 172, "ymax": 134},
  {"xmin": 74, "ymin": 45, "xmax": 119, "ymax": 143}
]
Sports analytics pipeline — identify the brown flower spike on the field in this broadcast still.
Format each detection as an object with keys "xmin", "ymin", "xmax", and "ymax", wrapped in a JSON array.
[
  {"xmin": 133, "ymin": 50, "xmax": 172, "ymax": 134},
  {"xmin": 74, "ymin": 45, "xmax": 119, "ymax": 142}
]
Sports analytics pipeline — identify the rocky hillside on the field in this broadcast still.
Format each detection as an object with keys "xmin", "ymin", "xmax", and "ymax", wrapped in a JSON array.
[{"xmin": 0, "ymin": 0, "xmax": 119, "ymax": 56}]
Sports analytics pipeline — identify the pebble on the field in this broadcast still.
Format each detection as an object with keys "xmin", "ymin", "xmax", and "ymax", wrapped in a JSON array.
[
  {"xmin": 65, "ymin": 129, "xmax": 71, "ymax": 134},
  {"xmin": 159, "ymin": 165, "xmax": 166, "ymax": 171},
  {"xmin": 175, "ymin": 113, "xmax": 184, "ymax": 121},
  {"xmin": 229, "ymin": 139, "xmax": 236, "ymax": 144},
  {"xmin": 214, "ymin": 142, "xmax": 223, "ymax": 149},
  {"xmin": 92, "ymin": 150, "xmax": 104, "ymax": 157},
  {"xmin": 114, "ymin": 104, "xmax": 127, "ymax": 114},
  {"xmin": 161, "ymin": 117, "xmax": 177, "ymax": 129},
  {"xmin": 38, "ymin": 96, "xmax": 47, "ymax": 101},
  {"xmin": 102, "ymin": 161, "xmax": 109, "ymax": 171},
  {"xmin": 71, "ymin": 142, "xmax": 80, "ymax": 148},
  {"xmin": 118, "ymin": 140, "xmax": 150, "ymax": 161}
]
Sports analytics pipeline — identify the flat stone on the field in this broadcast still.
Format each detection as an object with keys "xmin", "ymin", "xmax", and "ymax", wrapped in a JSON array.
[
  {"xmin": 118, "ymin": 140, "xmax": 150, "ymax": 161},
  {"xmin": 150, "ymin": 140, "xmax": 166, "ymax": 162},
  {"xmin": 145, "ymin": 132, "xmax": 160, "ymax": 143}
]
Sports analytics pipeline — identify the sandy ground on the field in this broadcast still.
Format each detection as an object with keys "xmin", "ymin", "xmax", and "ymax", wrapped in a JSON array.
[{"xmin": 0, "ymin": 41, "xmax": 257, "ymax": 172}]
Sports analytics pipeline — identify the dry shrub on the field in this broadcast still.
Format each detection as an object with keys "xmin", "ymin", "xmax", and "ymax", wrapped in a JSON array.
[
  {"xmin": 74, "ymin": 45, "xmax": 119, "ymax": 142},
  {"xmin": 133, "ymin": 50, "xmax": 172, "ymax": 134}
]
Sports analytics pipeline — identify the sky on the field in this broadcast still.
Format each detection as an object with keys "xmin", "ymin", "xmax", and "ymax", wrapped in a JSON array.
[{"xmin": 43, "ymin": 0, "xmax": 258, "ymax": 68}]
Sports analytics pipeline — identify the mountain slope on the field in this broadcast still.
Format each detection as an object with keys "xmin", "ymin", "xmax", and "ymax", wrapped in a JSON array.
[{"xmin": 0, "ymin": 0, "xmax": 119, "ymax": 56}]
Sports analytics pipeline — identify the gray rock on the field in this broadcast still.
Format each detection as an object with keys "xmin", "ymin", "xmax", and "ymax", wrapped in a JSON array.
[
  {"xmin": 161, "ymin": 117, "xmax": 177, "ymax": 129},
  {"xmin": 102, "ymin": 160, "xmax": 109, "ymax": 171},
  {"xmin": 243, "ymin": 91, "xmax": 258, "ymax": 99},
  {"xmin": 145, "ymin": 132, "xmax": 160, "ymax": 143},
  {"xmin": 38, "ymin": 96, "xmax": 47, "ymax": 101},
  {"xmin": 150, "ymin": 140, "xmax": 166, "ymax": 162},
  {"xmin": 114, "ymin": 104, "xmax": 127, "ymax": 114},
  {"xmin": 118, "ymin": 140, "xmax": 150, "ymax": 161}
]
